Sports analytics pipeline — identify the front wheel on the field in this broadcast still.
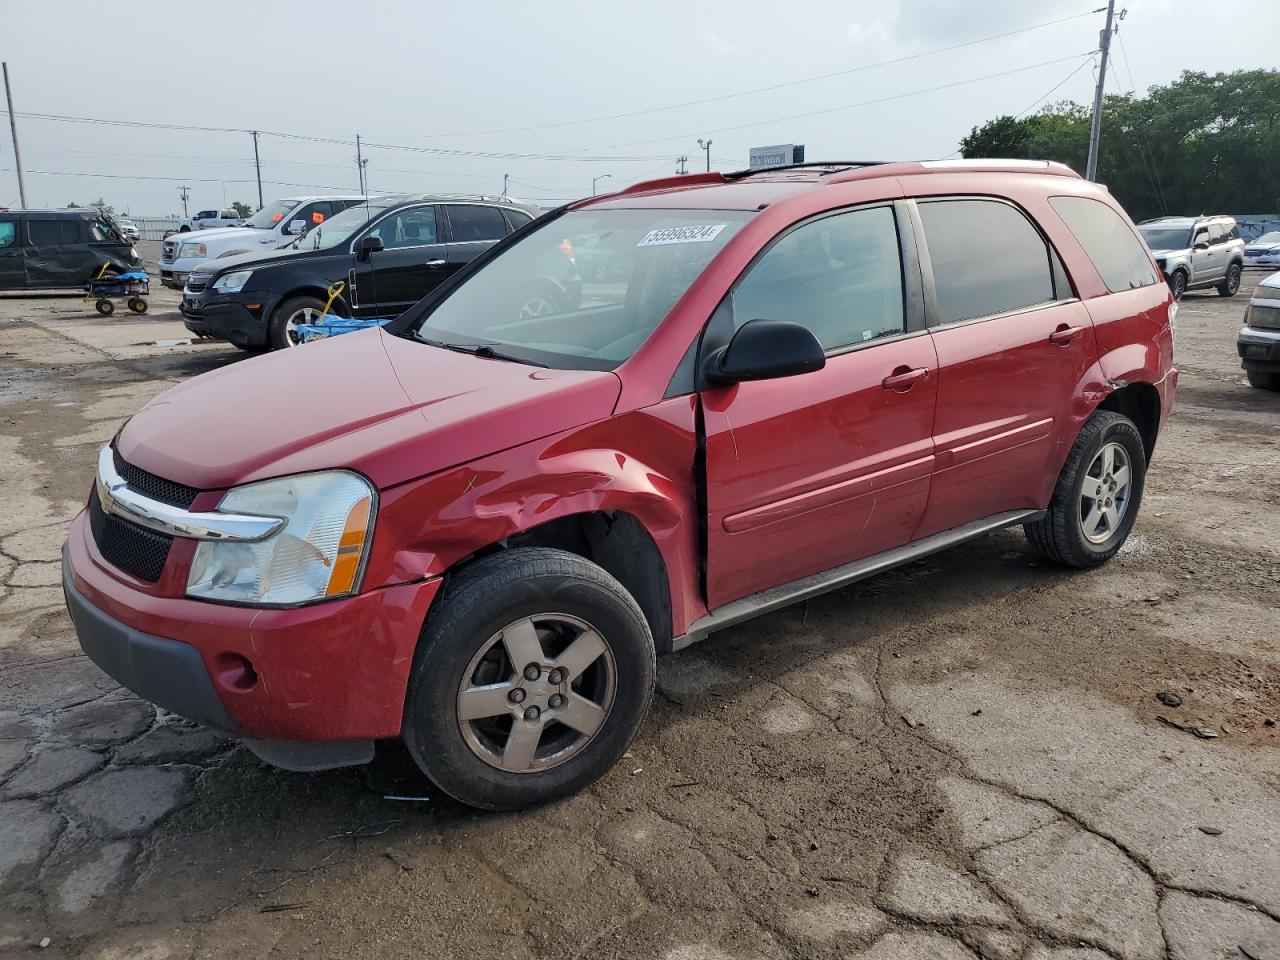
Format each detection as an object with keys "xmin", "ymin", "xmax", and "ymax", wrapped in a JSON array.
[
  {"xmin": 94, "ymin": 299, "xmax": 114, "ymax": 316},
  {"xmin": 268, "ymin": 295, "xmax": 326, "ymax": 350},
  {"xmin": 1024, "ymin": 410, "xmax": 1146, "ymax": 568},
  {"xmin": 402, "ymin": 548, "xmax": 656, "ymax": 811},
  {"xmin": 1246, "ymin": 369, "xmax": 1280, "ymax": 391},
  {"xmin": 1169, "ymin": 270, "xmax": 1187, "ymax": 301},
  {"xmin": 128, "ymin": 297, "xmax": 148, "ymax": 314},
  {"xmin": 1217, "ymin": 263, "xmax": 1242, "ymax": 297}
]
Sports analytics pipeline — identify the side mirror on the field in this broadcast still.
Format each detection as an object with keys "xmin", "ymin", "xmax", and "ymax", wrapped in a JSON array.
[
  {"xmin": 287, "ymin": 219, "xmax": 307, "ymax": 236},
  {"xmin": 704, "ymin": 319, "xmax": 825, "ymax": 385},
  {"xmin": 1193, "ymin": 240, "xmax": 1210, "ymax": 251},
  {"xmin": 354, "ymin": 234, "xmax": 384, "ymax": 262}
]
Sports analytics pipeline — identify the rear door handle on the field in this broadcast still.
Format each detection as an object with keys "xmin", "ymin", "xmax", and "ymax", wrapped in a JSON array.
[
  {"xmin": 882, "ymin": 366, "xmax": 930, "ymax": 391},
  {"xmin": 1049, "ymin": 324, "xmax": 1084, "ymax": 345},
  {"xmin": 425, "ymin": 259, "xmax": 447, "ymax": 268}
]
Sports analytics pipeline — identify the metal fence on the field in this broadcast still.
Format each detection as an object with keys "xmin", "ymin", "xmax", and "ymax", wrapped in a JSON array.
[
  {"xmin": 126, "ymin": 217, "xmax": 181, "ymax": 240},
  {"xmin": 1232, "ymin": 214, "xmax": 1280, "ymax": 242}
]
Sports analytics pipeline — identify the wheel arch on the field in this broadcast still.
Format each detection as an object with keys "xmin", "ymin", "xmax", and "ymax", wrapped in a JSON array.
[
  {"xmin": 1095, "ymin": 381, "xmax": 1161, "ymax": 460},
  {"xmin": 274, "ymin": 283, "xmax": 348, "ymax": 317}
]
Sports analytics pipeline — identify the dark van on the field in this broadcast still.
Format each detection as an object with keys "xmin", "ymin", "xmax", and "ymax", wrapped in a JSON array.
[{"xmin": 0, "ymin": 209, "xmax": 141, "ymax": 291}]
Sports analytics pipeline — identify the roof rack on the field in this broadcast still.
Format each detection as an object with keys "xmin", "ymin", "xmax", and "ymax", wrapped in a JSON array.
[
  {"xmin": 722, "ymin": 161, "xmax": 888, "ymax": 180},
  {"xmin": 613, "ymin": 171, "xmax": 726, "ymax": 197}
]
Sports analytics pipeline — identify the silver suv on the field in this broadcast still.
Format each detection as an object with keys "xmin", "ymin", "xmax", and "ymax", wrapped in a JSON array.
[{"xmin": 1137, "ymin": 215, "xmax": 1246, "ymax": 300}]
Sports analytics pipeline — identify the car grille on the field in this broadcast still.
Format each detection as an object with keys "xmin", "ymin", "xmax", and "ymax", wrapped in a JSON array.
[
  {"xmin": 89, "ymin": 451, "xmax": 202, "ymax": 583},
  {"xmin": 161, "ymin": 242, "xmax": 176, "ymax": 264},
  {"xmin": 185, "ymin": 274, "xmax": 210, "ymax": 293}
]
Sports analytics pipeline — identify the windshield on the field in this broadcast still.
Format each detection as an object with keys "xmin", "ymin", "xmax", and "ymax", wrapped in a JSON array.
[
  {"xmin": 1253, "ymin": 231, "xmax": 1280, "ymax": 245},
  {"xmin": 244, "ymin": 200, "xmax": 298, "ymax": 230},
  {"xmin": 1138, "ymin": 226, "xmax": 1192, "ymax": 250},
  {"xmin": 408, "ymin": 208, "xmax": 752, "ymax": 370},
  {"xmin": 296, "ymin": 203, "xmax": 389, "ymax": 251}
]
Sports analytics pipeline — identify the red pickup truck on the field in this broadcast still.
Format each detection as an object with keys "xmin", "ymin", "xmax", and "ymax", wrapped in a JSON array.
[{"xmin": 64, "ymin": 160, "xmax": 1176, "ymax": 810}]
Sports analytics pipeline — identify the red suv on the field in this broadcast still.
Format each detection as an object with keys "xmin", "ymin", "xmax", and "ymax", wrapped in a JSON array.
[{"xmin": 64, "ymin": 160, "xmax": 1176, "ymax": 810}]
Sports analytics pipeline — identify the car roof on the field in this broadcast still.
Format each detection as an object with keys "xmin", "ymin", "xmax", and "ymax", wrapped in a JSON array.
[
  {"xmin": 1139, "ymin": 215, "xmax": 1234, "ymax": 226},
  {"xmin": 577, "ymin": 159, "xmax": 1083, "ymax": 212}
]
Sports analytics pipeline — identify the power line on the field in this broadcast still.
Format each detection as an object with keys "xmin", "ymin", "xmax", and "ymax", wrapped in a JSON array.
[
  {"xmin": 578, "ymin": 52, "xmax": 1097, "ymax": 152},
  {"xmin": 363, "ymin": 9, "xmax": 1098, "ymax": 141}
]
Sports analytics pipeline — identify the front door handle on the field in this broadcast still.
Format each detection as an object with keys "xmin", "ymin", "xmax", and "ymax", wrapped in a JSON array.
[
  {"xmin": 1049, "ymin": 324, "xmax": 1085, "ymax": 346},
  {"xmin": 882, "ymin": 366, "xmax": 930, "ymax": 392},
  {"xmin": 425, "ymin": 259, "xmax": 447, "ymax": 268}
]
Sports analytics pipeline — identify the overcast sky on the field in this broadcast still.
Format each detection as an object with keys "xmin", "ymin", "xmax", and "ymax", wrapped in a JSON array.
[{"xmin": 3, "ymin": 0, "xmax": 1277, "ymax": 216}]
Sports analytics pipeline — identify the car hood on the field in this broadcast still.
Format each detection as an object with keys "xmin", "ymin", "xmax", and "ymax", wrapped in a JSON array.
[
  {"xmin": 116, "ymin": 329, "xmax": 622, "ymax": 491},
  {"xmin": 177, "ymin": 226, "xmax": 272, "ymax": 244},
  {"xmin": 1245, "ymin": 243, "xmax": 1279, "ymax": 251},
  {"xmin": 1148, "ymin": 248, "xmax": 1188, "ymax": 257},
  {"xmin": 190, "ymin": 245, "xmax": 316, "ymax": 277}
]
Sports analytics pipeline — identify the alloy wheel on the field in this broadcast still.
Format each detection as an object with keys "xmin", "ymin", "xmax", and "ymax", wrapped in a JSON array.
[
  {"xmin": 284, "ymin": 307, "xmax": 318, "ymax": 347},
  {"xmin": 456, "ymin": 613, "xmax": 616, "ymax": 773},
  {"xmin": 518, "ymin": 296, "xmax": 556, "ymax": 320},
  {"xmin": 1079, "ymin": 441, "xmax": 1132, "ymax": 544}
]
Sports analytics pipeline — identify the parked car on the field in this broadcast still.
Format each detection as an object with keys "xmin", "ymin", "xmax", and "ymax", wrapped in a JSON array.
[
  {"xmin": 1237, "ymin": 269, "xmax": 1280, "ymax": 390},
  {"xmin": 159, "ymin": 196, "xmax": 367, "ymax": 288},
  {"xmin": 179, "ymin": 195, "xmax": 541, "ymax": 349},
  {"xmin": 115, "ymin": 218, "xmax": 141, "ymax": 242},
  {"xmin": 1137, "ymin": 215, "xmax": 1246, "ymax": 300},
  {"xmin": 63, "ymin": 159, "xmax": 1176, "ymax": 810},
  {"xmin": 1243, "ymin": 231, "xmax": 1280, "ymax": 270},
  {"xmin": 0, "ymin": 209, "xmax": 140, "ymax": 291},
  {"xmin": 179, "ymin": 208, "xmax": 245, "ymax": 232}
]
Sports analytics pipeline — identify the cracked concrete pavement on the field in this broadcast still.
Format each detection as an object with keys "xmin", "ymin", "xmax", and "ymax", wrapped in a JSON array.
[{"xmin": 0, "ymin": 273, "xmax": 1277, "ymax": 959}]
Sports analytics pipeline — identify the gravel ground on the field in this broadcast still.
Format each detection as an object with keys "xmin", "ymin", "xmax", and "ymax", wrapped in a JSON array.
[{"xmin": 0, "ymin": 269, "xmax": 1277, "ymax": 960}]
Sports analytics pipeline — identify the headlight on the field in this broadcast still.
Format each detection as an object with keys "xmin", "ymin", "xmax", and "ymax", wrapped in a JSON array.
[
  {"xmin": 179, "ymin": 242, "xmax": 207, "ymax": 259},
  {"xmin": 186, "ymin": 471, "xmax": 375, "ymax": 606},
  {"xmin": 212, "ymin": 270, "xmax": 253, "ymax": 293}
]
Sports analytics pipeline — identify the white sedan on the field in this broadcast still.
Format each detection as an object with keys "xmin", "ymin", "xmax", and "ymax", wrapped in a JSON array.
[{"xmin": 1244, "ymin": 231, "xmax": 1280, "ymax": 269}]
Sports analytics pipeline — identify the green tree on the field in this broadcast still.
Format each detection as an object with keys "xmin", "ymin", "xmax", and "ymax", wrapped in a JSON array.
[
  {"xmin": 960, "ymin": 69, "xmax": 1280, "ymax": 221},
  {"xmin": 90, "ymin": 196, "xmax": 115, "ymax": 218},
  {"xmin": 231, "ymin": 201, "xmax": 253, "ymax": 218}
]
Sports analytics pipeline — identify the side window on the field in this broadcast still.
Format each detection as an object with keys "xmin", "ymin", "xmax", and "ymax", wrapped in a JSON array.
[
  {"xmin": 918, "ymin": 198, "xmax": 1057, "ymax": 325},
  {"xmin": 27, "ymin": 219, "xmax": 79, "ymax": 245},
  {"xmin": 0, "ymin": 221, "xmax": 15, "ymax": 247},
  {"xmin": 732, "ymin": 205, "xmax": 905, "ymax": 352},
  {"xmin": 90, "ymin": 219, "xmax": 117, "ymax": 241},
  {"xmin": 504, "ymin": 209, "xmax": 533, "ymax": 232},
  {"xmin": 1049, "ymin": 196, "xmax": 1157, "ymax": 293},
  {"xmin": 445, "ymin": 204, "xmax": 509, "ymax": 243},
  {"xmin": 1208, "ymin": 223, "xmax": 1229, "ymax": 245},
  {"xmin": 283, "ymin": 203, "xmax": 330, "ymax": 235},
  {"xmin": 1228, "ymin": 224, "xmax": 1240, "ymax": 241},
  {"xmin": 368, "ymin": 207, "xmax": 439, "ymax": 249},
  {"xmin": 196, "ymin": 210, "xmax": 216, "ymax": 220},
  {"xmin": 1193, "ymin": 226, "xmax": 1210, "ymax": 247}
]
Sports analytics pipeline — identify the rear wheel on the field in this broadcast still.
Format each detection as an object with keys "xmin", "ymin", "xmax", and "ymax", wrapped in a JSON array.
[
  {"xmin": 1169, "ymin": 270, "xmax": 1187, "ymax": 301},
  {"xmin": 1217, "ymin": 262, "xmax": 1242, "ymax": 297},
  {"xmin": 402, "ymin": 548, "xmax": 655, "ymax": 811},
  {"xmin": 1025, "ymin": 410, "xmax": 1146, "ymax": 568},
  {"xmin": 1246, "ymin": 369, "xmax": 1280, "ymax": 391},
  {"xmin": 127, "ymin": 297, "xmax": 148, "ymax": 314},
  {"xmin": 268, "ymin": 295, "xmax": 326, "ymax": 350}
]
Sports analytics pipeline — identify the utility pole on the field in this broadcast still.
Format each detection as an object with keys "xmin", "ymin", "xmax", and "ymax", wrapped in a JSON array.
[
  {"xmin": 676, "ymin": 156, "xmax": 688, "ymax": 175},
  {"xmin": 2, "ymin": 62, "xmax": 28, "ymax": 208},
  {"xmin": 1085, "ymin": 0, "xmax": 1117, "ymax": 182},
  {"xmin": 355, "ymin": 135, "xmax": 366, "ymax": 194},
  {"xmin": 177, "ymin": 185, "xmax": 190, "ymax": 218},
  {"xmin": 697, "ymin": 138, "xmax": 713, "ymax": 172},
  {"xmin": 250, "ymin": 130, "xmax": 263, "ymax": 209},
  {"xmin": 591, "ymin": 173, "xmax": 611, "ymax": 195}
]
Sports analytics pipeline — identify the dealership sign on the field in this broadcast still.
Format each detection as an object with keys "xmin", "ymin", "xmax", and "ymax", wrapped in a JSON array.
[{"xmin": 748, "ymin": 144, "xmax": 805, "ymax": 168}]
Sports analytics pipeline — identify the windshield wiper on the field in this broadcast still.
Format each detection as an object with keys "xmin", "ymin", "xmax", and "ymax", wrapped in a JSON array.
[{"xmin": 420, "ymin": 337, "xmax": 548, "ymax": 367}]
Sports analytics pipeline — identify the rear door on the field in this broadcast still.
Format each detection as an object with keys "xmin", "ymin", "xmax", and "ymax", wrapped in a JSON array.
[
  {"xmin": 23, "ymin": 216, "xmax": 87, "ymax": 288},
  {"xmin": 911, "ymin": 196, "xmax": 1096, "ymax": 538},
  {"xmin": 0, "ymin": 217, "xmax": 23, "ymax": 289},
  {"xmin": 442, "ymin": 203, "xmax": 510, "ymax": 280},
  {"xmin": 702, "ymin": 202, "xmax": 939, "ymax": 608},
  {"xmin": 350, "ymin": 204, "xmax": 448, "ymax": 316}
]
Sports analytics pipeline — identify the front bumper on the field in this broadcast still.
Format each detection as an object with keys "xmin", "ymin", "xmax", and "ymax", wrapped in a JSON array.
[
  {"xmin": 180, "ymin": 290, "xmax": 279, "ymax": 347},
  {"xmin": 63, "ymin": 511, "xmax": 443, "ymax": 769},
  {"xmin": 1238, "ymin": 325, "xmax": 1280, "ymax": 373}
]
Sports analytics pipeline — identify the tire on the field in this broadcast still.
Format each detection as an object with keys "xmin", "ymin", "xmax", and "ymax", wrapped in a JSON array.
[
  {"xmin": 1024, "ymin": 410, "xmax": 1146, "ymax": 568},
  {"xmin": 1246, "ymin": 369, "xmax": 1280, "ymax": 391},
  {"xmin": 179, "ymin": 226, "xmax": 191, "ymax": 233},
  {"xmin": 128, "ymin": 297, "xmax": 148, "ymax": 314},
  {"xmin": 268, "ymin": 295, "xmax": 326, "ymax": 350},
  {"xmin": 1169, "ymin": 270, "xmax": 1187, "ymax": 301},
  {"xmin": 402, "ymin": 547, "xmax": 656, "ymax": 811},
  {"xmin": 1217, "ymin": 262, "xmax": 1242, "ymax": 297},
  {"xmin": 95, "ymin": 299, "xmax": 114, "ymax": 316}
]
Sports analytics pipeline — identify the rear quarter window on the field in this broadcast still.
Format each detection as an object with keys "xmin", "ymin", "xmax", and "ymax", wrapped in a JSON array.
[{"xmin": 1049, "ymin": 196, "xmax": 1158, "ymax": 293}]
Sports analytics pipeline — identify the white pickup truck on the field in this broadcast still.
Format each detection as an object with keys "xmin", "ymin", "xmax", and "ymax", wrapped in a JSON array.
[
  {"xmin": 159, "ymin": 195, "xmax": 368, "ymax": 288},
  {"xmin": 179, "ymin": 208, "xmax": 245, "ymax": 232}
]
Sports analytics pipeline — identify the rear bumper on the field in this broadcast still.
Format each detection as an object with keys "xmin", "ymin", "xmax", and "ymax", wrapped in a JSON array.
[
  {"xmin": 1238, "ymin": 326, "xmax": 1280, "ymax": 372},
  {"xmin": 63, "ymin": 512, "xmax": 443, "ymax": 768}
]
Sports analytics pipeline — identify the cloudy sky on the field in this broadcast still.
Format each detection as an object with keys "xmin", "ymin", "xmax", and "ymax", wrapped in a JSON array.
[{"xmin": 3, "ymin": 0, "xmax": 1277, "ymax": 216}]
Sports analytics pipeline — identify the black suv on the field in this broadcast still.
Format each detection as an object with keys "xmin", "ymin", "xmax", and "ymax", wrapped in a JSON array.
[
  {"xmin": 180, "ymin": 195, "xmax": 544, "ymax": 350},
  {"xmin": 0, "ymin": 209, "xmax": 139, "ymax": 291}
]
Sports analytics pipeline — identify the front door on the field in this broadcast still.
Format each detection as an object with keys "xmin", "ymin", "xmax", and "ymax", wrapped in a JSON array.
[
  {"xmin": 1190, "ymin": 224, "xmax": 1216, "ymax": 284},
  {"xmin": 23, "ymin": 217, "xmax": 85, "ymax": 288},
  {"xmin": 909, "ymin": 197, "xmax": 1098, "ymax": 538},
  {"xmin": 702, "ymin": 203, "xmax": 938, "ymax": 609},
  {"xmin": 351, "ymin": 205, "xmax": 448, "ymax": 316}
]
